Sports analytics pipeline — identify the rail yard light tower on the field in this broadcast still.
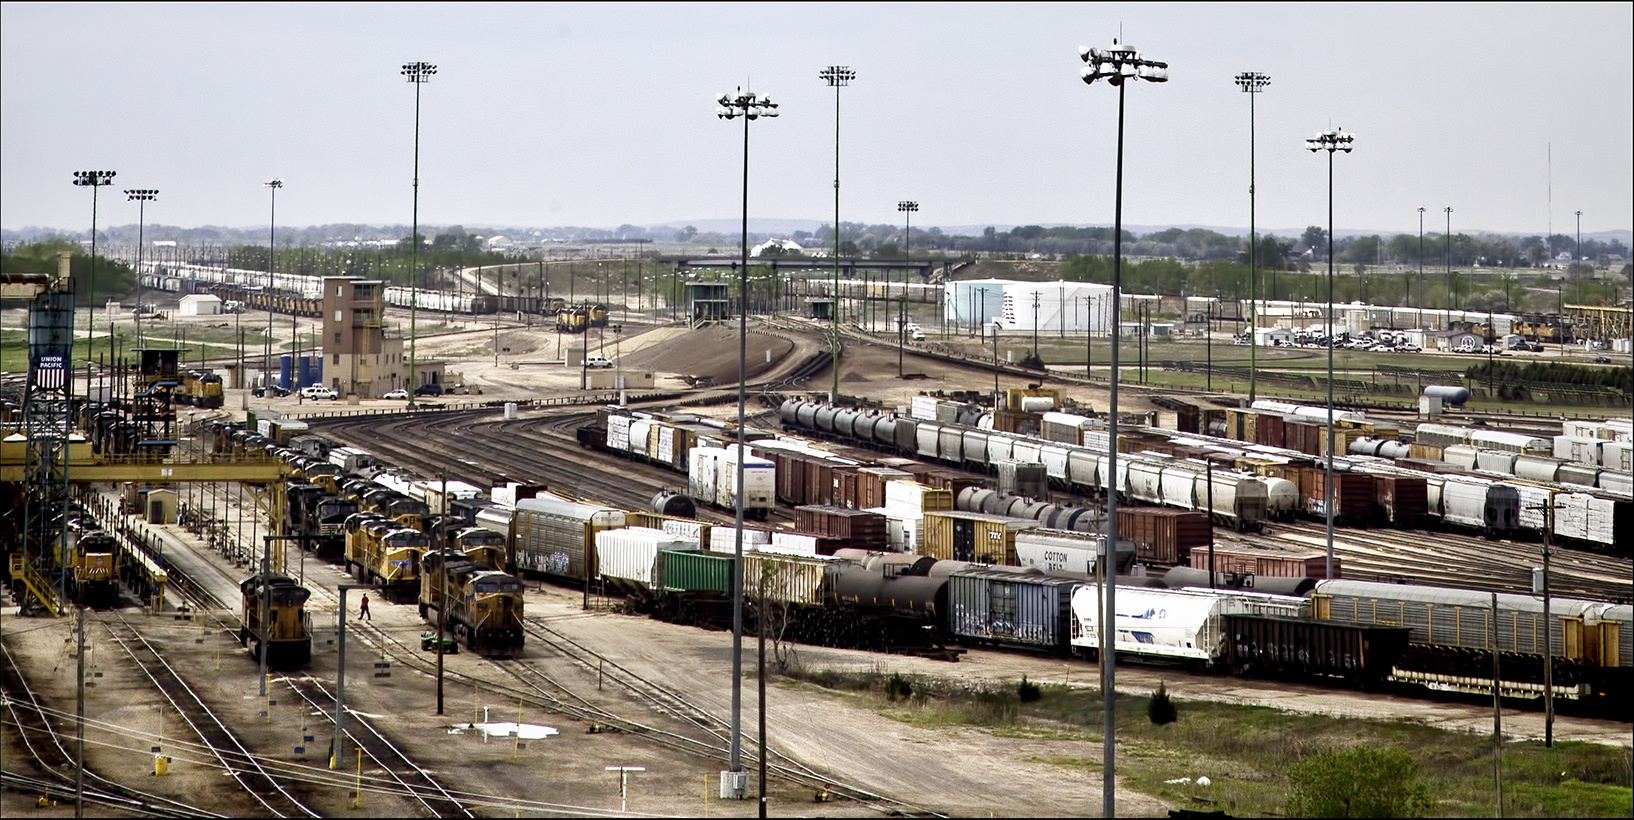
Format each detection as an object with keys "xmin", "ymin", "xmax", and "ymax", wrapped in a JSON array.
[
  {"xmin": 1574, "ymin": 210, "xmax": 1582, "ymax": 267},
  {"xmin": 1079, "ymin": 38, "xmax": 1167, "ymax": 819},
  {"xmin": 263, "ymin": 179, "xmax": 283, "ymax": 395},
  {"xmin": 897, "ymin": 200, "xmax": 918, "ymax": 378},
  {"xmin": 73, "ymin": 171, "xmax": 116, "ymax": 358},
  {"xmin": 820, "ymin": 66, "xmax": 856, "ymax": 400},
  {"xmin": 1306, "ymin": 128, "xmax": 1354, "ymax": 584},
  {"xmin": 125, "ymin": 189, "xmax": 158, "ymax": 347},
  {"xmin": 403, "ymin": 61, "xmax": 437, "ymax": 405},
  {"xmin": 1418, "ymin": 207, "xmax": 1425, "ymax": 328},
  {"xmin": 1235, "ymin": 71, "xmax": 1269, "ymax": 403},
  {"xmin": 716, "ymin": 85, "xmax": 777, "ymax": 801},
  {"xmin": 1444, "ymin": 206, "xmax": 1454, "ymax": 314}
]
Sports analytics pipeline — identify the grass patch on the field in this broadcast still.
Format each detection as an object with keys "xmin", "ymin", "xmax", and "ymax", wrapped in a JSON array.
[{"xmin": 785, "ymin": 667, "xmax": 1633, "ymax": 817}]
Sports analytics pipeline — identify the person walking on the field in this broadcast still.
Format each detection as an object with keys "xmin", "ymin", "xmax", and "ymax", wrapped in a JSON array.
[{"xmin": 359, "ymin": 593, "xmax": 371, "ymax": 621}]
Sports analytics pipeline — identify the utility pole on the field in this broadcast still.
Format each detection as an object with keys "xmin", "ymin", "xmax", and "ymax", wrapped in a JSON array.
[
  {"xmin": 76, "ymin": 605, "xmax": 86, "ymax": 820},
  {"xmin": 1542, "ymin": 500, "xmax": 1554, "ymax": 747}
]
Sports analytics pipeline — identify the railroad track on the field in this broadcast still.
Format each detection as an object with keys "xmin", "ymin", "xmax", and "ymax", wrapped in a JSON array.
[
  {"xmin": 0, "ymin": 642, "xmax": 224, "ymax": 819},
  {"xmin": 278, "ymin": 675, "xmax": 474, "ymax": 818},
  {"xmin": 100, "ymin": 614, "xmax": 323, "ymax": 818},
  {"xmin": 1261, "ymin": 521, "xmax": 1632, "ymax": 602},
  {"xmin": 518, "ymin": 616, "xmax": 945, "ymax": 817}
]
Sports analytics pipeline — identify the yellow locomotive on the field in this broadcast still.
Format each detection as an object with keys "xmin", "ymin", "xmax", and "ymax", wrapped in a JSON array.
[
  {"xmin": 239, "ymin": 572, "xmax": 312, "ymax": 668},
  {"xmin": 175, "ymin": 369, "xmax": 224, "ymax": 409},
  {"xmin": 555, "ymin": 305, "xmax": 589, "ymax": 333},
  {"xmin": 343, "ymin": 513, "xmax": 428, "ymax": 600},
  {"xmin": 452, "ymin": 526, "xmax": 509, "ymax": 571},
  {"xmin": 70, "ymin": 531, "xmax": 120, "ymax": 609},
  {"xmin": 419, "ymin": 549, "xmax": 525, "ymax": 657}
]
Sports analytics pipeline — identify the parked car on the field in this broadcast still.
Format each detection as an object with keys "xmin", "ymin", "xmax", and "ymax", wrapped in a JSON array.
[
  {"xmin": 382, "ymin": 389, "xmax": 410, "ymax": 400},
  {"xmin": 252, "ymin": 384, "xmax": 290, "ymax": 398},
  {"xmin": 413, "ymin": 383, "xmax": 444, "ymax": 397},
  {"xmin": 584, "ymin": 356, "xmax": 613, "ymax": 369},
  {"xmin": 299, "ymin": 386, "xmax": 339, "ymax": 400},
  {"xmin": 447, "ymin": 383, "xmax": 471, "ymax": 395},
  {"xmin": 1593, "ymin": 355, "xmax": 1612, "ymax": 364},
  {"xmin": 910, "ymin": 329, "xmax": 926, "ymax": 341}
]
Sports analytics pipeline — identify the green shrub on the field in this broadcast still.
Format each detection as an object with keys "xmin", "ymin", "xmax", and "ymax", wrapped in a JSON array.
[
  {"xmin": 885, "ymin": 672, "xmax": 913, "ymax": 702},
  {"xmin": 1147, "ymin": 681, "xmax": 1177, "ymax": 725},
  {"xmin": 1286, "ymin": 746, "xmax": 1432, "ymax": 818},
  {"xmin": 1017, "ymin": 676, "xmax": 1042, "ymax": 703}
]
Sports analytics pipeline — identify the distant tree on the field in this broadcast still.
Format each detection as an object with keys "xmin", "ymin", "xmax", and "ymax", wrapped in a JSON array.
[
  {"xmin": 839, "ymin": 240, "xmax": 860, "ymax": 257},
  {"xmin": 676, "ymin": 225, "xmax": 698, "ymax": 242},
  {"xmin": 1286, "ymin": 746, "xmax": 1432, "ymax": 818},
  {"xmin": 1301, "ymin": 225, "xmax": 1329, "ymax": 254},
  {"xmin": 873, "ymin": 243, "xmax": 900, "ymax": 259}
]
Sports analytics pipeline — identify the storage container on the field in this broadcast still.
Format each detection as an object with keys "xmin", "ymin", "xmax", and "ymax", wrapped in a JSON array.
[
  {"xmin": 1115, "ymin": 507, "xmax": 1211, "ymax": 565},
  {"xmin": 922, "ymin": 511, "xmax": 1031, "ymax": 564},
  {"xmin": 946, "ymin": 568, "xmax": 1077, "ymax": 651}
]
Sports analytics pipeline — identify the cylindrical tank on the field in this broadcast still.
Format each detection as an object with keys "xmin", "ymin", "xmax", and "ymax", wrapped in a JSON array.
[
  {"xmin": 956, "ymin": 486, "xmax": 989, "ymax": 513},
  {"xmin": 779, "ymin": 398, "xmax": 801, "ymax": 425},
  {"xmin": 1423, "ymin": 385, "xmax": 1470, "ymax": 405},
  {"xmin": 504, "ymin": 402, "xmax": 518, "ymax": 420},
  {"xmin": 834, "ymin": 409, "xmax": 860, "ymax": 439},
  {"xmin": 796, "ymin": 402, "xmax": 820, "ymax": 430},
  {"xmin": 1019, "ymin": 396, "xmax": 1055, "ymax": 412},
  {"xmin": 980, "ymin": 490, "xmax": 1010, "ymax": 516},
  {"xmin": 866, "ymin": 553, "xmax": 937, "ymax": 577},
  {"xmin": 312, "ymin": 356, "xmax": 323, "ymax": 385},
  {"xmin": 1002, "ymin": 496, "xmax": 1033, "ymax": 518},
  {"xmin": 279, "ymin": 354, "xmax": 293, "ymax": 389},
  {"xmin": 298, "ymin": 355, "xmax": 311, "ymax": 389},
  {"xmin": 814, "ymin": 405, "xmax": 840, "ymax": 434},
  {"xmin": 651, "ymin": 491, "xmax": 696, "ymax": 519},
  {"xmin": 872, "ymin": 416, "xmax": 897, "ymax": 447}
]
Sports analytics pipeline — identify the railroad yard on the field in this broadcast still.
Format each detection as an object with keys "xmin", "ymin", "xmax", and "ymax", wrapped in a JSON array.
[{"xmin": 5, "ymin": 300, "xmax": 1633, "ymax": 819}]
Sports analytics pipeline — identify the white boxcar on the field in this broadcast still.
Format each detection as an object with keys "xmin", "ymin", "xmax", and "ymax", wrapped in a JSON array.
[
  {"xmin": 1470, "ymin": 429, "xmax": 1551, "ymax": 454},
  {"xmin": 1602, "ymin": 441, "xmax": 1633, "ymax": 472},
  {"xmin": 719, "ymin": 446, "xmax": 775, "ymax": 517},
  {"xmin": 1069, "ymin": 585, "xmax": 1305, "ymax": 662},
  {"xmin": 596, "ymin": 527, "xmax": 696, "ymax": 588},
  {"xmin": 708, "ymin": 526, "xmax": 770, "ymax": 552},
  {"xmin": 1039, "ymin": 444, "xmax": 1071, "ymax": 485},
  {"xmin": 628, "ymin": 418, "xmax": 654, "ymax": 458},
  {"xmin": 1554, "ymin": 435, "xmax": 1602, "ymax": 466},
  {"xmin": 1015, "ymin": 530, "xmax": 1103, "ymax": 576},
  {"xmin": 606, "ymin": 414, "xmax": 632, "ymax": 453},
  {"xmin": 688, "ymin": 447, "xmax": 721, "ymax": 505},
  {"xmin": 911, "ymin": 395, "xmax": 940, "ymax": 421}
]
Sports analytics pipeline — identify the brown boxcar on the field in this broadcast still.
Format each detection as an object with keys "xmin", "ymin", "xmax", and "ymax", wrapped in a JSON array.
[
  {"xmin": 1366, "ymin": 472, "xmax": 1428, "ymax": 525},
  {"xmin": 794, "ymin": 505, "xmax": 888, "ymax": 546},
  {"xmin": 1189, "ymin": 543, "xmax": 1336, "ymax": 578},
  {"xmin": 858, "ymin": 466, "xmax": 913, "ymax": 509},
  {"xmin": 1302, "ymin": 468, "xmax": 1376, "ymax": 524},
  {"xmin": 1116, "ymin": 507, "xmax": 1212, "ymax": 565},
  {"xmin": 1255, "ymin": 413, "xmax": 1288, "ymax": 449}
]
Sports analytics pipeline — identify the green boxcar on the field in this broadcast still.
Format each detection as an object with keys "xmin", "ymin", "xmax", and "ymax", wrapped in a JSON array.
[{"xmin": 661, "ymin": 550, "xmax": 734, "ymax": 593}]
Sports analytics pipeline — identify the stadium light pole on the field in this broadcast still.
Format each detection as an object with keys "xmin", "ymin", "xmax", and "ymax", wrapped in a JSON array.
[
  {"xmin": 403, "ymin": 61, "xmax": 437, "ymax": 404},
  {"xmin": 1307, "ymin": 128, "xmax": 1354, "ymax": 584},
  {"xmin": 716, "ymin": 85, "xmax": 776, "ymax": 800},
  {"xmin": 1235, "ymin": 71, "xmax": 1269, "ymax": 403},
  {"xmin": 820, "ymin": 66, "xmax": 855, "ymax": 400},
  {"xmin": 897, "ymin": 200, "xmax": 918, "ymax": 379},
  {"xmin": 1444, "ymin": 206, "xmax": 1454, "ymax": 316},
  {"xmin": 125, "ymin": 189, "xmax": 158, "ymax": 348},
  {"xmin": 263, "ymin": 179, "xmax": 282, "ymax": 394},
  {"xmin": 1417, "ymin": 207, "xmax": 1425, "ymax": 329},
  {"xmin": 73, "ymin": 171, "xmax": 116, "ymax": 360},
  {"xmin": 1079, "ymin": 38, "xmax": 1167, "ymax": 820},
  {"xmin": 1574, "ymin": 210, "xmax": 1582, "ymax": 268}
]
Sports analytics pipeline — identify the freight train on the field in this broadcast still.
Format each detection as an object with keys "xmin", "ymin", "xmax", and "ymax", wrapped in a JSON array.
[
  {"xmin": 342, "ymin": 513, "xmax": 428, "ymax": 601},
  {"xmin": 783, "ymin": 397, "xmax": 1632, "ymax": 554},
  {"xmin": 69, "ymin": 530, "xmax": 120, "ymax": 609},
  {"xmin": 418, "ymin": 549, "xmax": 525, "ymax": 656},
  {"xmin": 595, "ymin": 538, "xmax": 1631, "ymax": 711},
  {"xmin": 199, "ymin": 418, "xmax": 1632, "ymax": 716}
]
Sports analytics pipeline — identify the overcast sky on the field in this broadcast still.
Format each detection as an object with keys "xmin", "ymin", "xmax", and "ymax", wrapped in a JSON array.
[{"xmin": 4, "ymin": 3, "xmax": 1630, "ymax": 238}]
